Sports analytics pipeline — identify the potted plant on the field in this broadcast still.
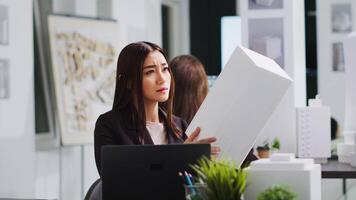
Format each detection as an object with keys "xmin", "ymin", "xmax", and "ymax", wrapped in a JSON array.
[
  {"xmin": 256, "ymin": 140, "xmax": 270, "ymax": 158},
  {"xmin": 257, "ymin": 137, "xmax": 281, "ymax": 158},
  {"xmin": 271, "ymin": 137, "xmax": 281, "ymax": 153},
  {"xmin": 257, "ymin": 185, "xmax": 297, "ymax": 200},
  {"xmin": 190, "ymin": 157, "xmax": 247, "ymax": 200}
]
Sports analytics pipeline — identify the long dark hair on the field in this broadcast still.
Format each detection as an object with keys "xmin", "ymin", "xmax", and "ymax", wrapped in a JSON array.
[
  {"xmin": 112, "ymin": 41, "xmax": 180, "ymax": 141},
  {"xmin": 170, "ymin": 55, "xmax": 208, "ymax": 124}
]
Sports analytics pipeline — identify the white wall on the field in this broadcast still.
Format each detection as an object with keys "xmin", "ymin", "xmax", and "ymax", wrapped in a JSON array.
[
  {"xmin": 317, "ymin": 0, "xmax": 356, "ymax": 134},
  {"xmin": 112, "ymin": 0, "xmax": 162, "ymax": 46},
  {"xmin": 0, "ymin": 0, "xmax": 35, "ymax": 198}
]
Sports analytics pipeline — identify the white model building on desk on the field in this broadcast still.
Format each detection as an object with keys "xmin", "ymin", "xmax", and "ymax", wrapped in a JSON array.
[
  {"xmin": 296, "ymin": 95, "xmax": 331, "ymax": 162},
  {"xmin": 245, "ymin": 153, "xmax": 321, "ymax": 200},
  {"xmin": 339, "ymin": 32, "xmax": 356, "ymax": 166}
]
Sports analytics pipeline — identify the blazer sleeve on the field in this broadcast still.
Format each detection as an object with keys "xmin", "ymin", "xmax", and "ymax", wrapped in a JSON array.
[
  {"xmin": 181, "ymin": 119, "xmax": 188, "ymax": 141},
  {"xmin": 94, "ymin": 113, "xmax": 118, "ymax": 176}
]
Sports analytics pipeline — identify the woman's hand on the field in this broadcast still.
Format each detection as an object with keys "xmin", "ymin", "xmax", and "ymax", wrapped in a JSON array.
[{"xmin": 184, "ymin": 127, "xmax": 220, "ymax": 157}]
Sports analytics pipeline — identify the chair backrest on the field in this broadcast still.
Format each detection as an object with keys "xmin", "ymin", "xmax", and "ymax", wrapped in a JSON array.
[{"xmin": 84, "ymin": 178, "xmax": 102, "ymax": 200}]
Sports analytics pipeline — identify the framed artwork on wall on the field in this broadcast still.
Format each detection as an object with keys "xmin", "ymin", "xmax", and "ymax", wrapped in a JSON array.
[
  {"xmin": 0, "ymin": 59, "xmax": 9, "ymax": 99},
  {"xmin": 332, "ymin": 42, "xmax": 345, "ymax": 72},
  {"xmin": 0, "ymin": 4, "xmax": 9, "ymax": 45},
  {"xmin": 248, "ymin": 18, "xmax": 284, "ymax": 68},
  {"xmin": 48, "ymin": 15, "xmax": 120, "ymax": 145},
  {"xmin": 331, "ymin": 3, "xmax": 353, "ymax": 33}
]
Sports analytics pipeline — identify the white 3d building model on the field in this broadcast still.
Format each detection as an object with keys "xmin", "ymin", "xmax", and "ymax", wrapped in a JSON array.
[
  {"xmin": 245, "ymin": 153, "xmax": 321, "ymax": 200},
  {"xmin": 338, "ymin": 32, "xmax": 356, "ymax": 164},
  {"xmin": 296, "ymin": 95, "xmax": 331, "ymax": 162},
  {"xmin": 186, "ymin": 46, "xmax": 292, "ymax": 167}
]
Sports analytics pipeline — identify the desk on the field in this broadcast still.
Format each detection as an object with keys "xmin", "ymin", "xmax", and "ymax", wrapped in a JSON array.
[{"xmin": 321, "ymin": 160, "xmax": 356, "ymax": 197}]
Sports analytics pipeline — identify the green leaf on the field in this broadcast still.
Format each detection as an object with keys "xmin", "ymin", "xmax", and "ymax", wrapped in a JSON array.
[
  {"xmin": 190, "ymin": 157, "xmax": 247, "ymax": 200},
  {"xmin": 257, "ymin": 185, "xmax": 297, "ymax": 200}
]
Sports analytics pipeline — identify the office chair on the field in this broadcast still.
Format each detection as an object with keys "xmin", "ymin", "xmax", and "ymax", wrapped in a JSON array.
[{"xmin": 84, "ymin": 178, "xmax": 102, "ymax": 200}]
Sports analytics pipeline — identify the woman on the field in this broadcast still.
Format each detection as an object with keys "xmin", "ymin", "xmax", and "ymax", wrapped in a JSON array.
[
  {"xmin": 94, "ymin": 42, "xmax": 216, "ymax": 175},
  {"xmin": 170, "ymin": 55, "xmax": 208, "ymax": 124}
]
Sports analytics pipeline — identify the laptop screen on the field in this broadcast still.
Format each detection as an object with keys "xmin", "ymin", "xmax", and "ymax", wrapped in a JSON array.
[{"xmin": 102, "ymin": 144, "xmax": 210, "ymax": 200}]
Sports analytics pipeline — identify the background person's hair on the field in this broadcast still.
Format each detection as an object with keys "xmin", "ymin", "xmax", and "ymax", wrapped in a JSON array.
[
  {"xmin": 112, "ymin": 41, "xmax": 180, "ymax": 140},
  {"xmin": 170, "ymin": 55, "xmax": 208, "ymax": 124}
]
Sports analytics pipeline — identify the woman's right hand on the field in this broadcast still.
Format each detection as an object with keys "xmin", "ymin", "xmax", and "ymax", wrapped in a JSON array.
[{"xmin": 184, "ymin": 127, "xmax": 220, "ymax": 157}]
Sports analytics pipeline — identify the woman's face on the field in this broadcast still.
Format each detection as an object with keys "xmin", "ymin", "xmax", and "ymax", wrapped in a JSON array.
[{"xmin": 142, "ymin": 51, "xmax": 171, "ymax": 104}]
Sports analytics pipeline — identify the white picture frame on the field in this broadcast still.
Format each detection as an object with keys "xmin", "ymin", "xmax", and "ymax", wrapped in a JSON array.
[
  {"xmin": 332, "ymin": 42, "xmax": 345, "ymax": 72},
  {"xmin": 248, "ymin": 18, "xmax": 284, "ymax": 68},
  {"xmin": 48, "ymin": 15, "xmax": 120, "ymax": 145},
  {"xmin": 331, "ymin": 3, "xmax": 353, "ymax": 33},
  {"xmin": 0, "ymin": 4, "xmax": 9, "ymax": 45},
  {"xmin": 0, "ymin": 59, "xmax": 9, "ymax": 99}
]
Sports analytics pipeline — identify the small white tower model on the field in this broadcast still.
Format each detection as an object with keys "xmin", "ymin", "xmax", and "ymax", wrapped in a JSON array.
[
  {"xmin": 296, "ymin": 95, "xmax": 331, "ymax": 163},
  {"xmin": 245, "ymin": 153, "xmax": 321, "ymax": 200},
  {"xmin": 338, "ymin": 32, "xmax": 356, "ymax": 165}
]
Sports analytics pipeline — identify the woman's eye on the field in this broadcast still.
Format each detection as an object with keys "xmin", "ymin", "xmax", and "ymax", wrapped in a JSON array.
[
  {"xmin": 162, "ymin": 67, "xmax": 169, "ymax": 72},
  {"xmin": 145, "ymin": 70, "xmax": 154, "ymax": 75}
]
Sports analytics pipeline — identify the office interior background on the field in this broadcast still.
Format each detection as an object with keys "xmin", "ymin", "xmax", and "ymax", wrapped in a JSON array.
[{"xmin": 0, "ymin": 0, "xmax": 355, "ymax": 199}]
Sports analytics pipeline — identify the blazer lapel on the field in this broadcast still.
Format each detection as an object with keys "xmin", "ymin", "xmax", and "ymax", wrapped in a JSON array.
[{"xmin": 159, "ymin": 108, "xmax": 185, "ymax": 144}]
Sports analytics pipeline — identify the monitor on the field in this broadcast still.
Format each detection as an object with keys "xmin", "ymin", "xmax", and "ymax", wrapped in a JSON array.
[{"xmin": 101, "ymin": 144, "xmax": 210, "ymax": 200}]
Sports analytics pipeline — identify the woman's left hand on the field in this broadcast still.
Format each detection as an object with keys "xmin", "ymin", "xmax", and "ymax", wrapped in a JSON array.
[{"xmin": 184, "ymin": 127, "xmax": 220, "ymax": 157}]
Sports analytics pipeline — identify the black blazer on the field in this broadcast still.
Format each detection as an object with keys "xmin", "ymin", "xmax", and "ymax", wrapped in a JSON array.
[{"xmin": 94, "ymin": 107, "xmax": 188, "ymax": 175}]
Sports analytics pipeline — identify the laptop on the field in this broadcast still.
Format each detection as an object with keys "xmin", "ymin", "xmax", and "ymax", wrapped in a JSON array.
[{"xmin": 101, "ymin": 144, "xmax": 210, "ymax": 200}]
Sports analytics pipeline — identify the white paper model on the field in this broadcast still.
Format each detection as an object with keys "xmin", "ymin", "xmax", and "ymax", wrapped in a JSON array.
[
  {"xmin": 186, "ymin": 45, "xmax": 292, "ymax": 167},
  {"xmin": 296, "ymin": 95, "xmax": 331, "ymax": 161},
  {"xmin": 48, "ymin": 16, "xmax": 120, "ymax": 145},
  {"xmin": 245, "ymin": 153, "xmax": 321, "ymax": 200},
  {"xmin": 252, "ymin": 36, "xmax": 282, "ymax": 60},
  {"xmin": 0, "ymin": 5, "xmax": 9, "ymax": 45}
]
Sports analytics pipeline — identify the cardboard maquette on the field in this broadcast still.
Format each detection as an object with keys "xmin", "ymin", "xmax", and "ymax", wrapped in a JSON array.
[
  {"xmin": 245, "ymin": 154, "xmax": 321, "ymax": 200},
  {"xmin": 186, "ymin": 45, "xmax": 293, "ymax": 167}
]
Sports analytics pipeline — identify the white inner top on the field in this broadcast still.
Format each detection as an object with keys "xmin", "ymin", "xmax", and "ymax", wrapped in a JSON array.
[{"xmin": 146, "ymin": 121, "xmax": 168, "ymax": 145}]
